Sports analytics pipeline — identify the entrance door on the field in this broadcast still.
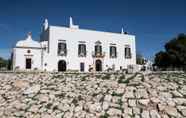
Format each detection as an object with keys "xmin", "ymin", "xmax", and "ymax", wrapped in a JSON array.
[
  {"xmin": 80, "ymin": 63, "xmax": 85, "ymax": 72},
  {"xmin": 58, "ymin": 60, "xmax": 66, "ymax": 72},
  {"xmin": 26, "ymin": 58, "xmax": 32, "ymax": 69},
  {"xmin": 95, "ymin": 59, "xmax": 102, "ymax": 71}
]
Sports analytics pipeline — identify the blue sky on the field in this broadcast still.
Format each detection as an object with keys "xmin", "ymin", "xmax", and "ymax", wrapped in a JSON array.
[{"xmin": 0, "ymin": 0, "xmax": 186, "ymax": 59}]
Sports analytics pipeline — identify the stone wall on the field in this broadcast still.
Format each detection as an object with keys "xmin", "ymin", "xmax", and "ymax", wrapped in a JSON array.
[{"xmin": 0, "ymin": 72, "xmax": 186, "ymax": 118}]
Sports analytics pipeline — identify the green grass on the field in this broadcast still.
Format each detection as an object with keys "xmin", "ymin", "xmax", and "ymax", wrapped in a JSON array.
[
  {"xmin": 81, "ymin": 75, "xmax": 88, "ymax": 81},
  {"xmin": 99, "ymin": 113, "xmax": 109, "ymax": 118},
  {"xmin": 118, "ymin": 73, "xmax": 138, "ymax": 84},
  {"xmin": 102, "ymin": 74, "xmax": 111, "ymax": 80},
  {"xmin": 117, "ymin": 74, "xmax": 125, "ymax": 83},
  {"xmin": 95, "ymin": 75, "xmax": 102, "ymax": 79},
  {"xmin": 117, "ymin": 99, "xmax": 123, "ymax": 107},
  {"xmin": 111, "ymin": 91, "xmax": 123, "ymax": 97}
]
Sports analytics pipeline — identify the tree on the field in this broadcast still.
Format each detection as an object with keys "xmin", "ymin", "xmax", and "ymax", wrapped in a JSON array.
[
  {"xmin": 154, "ymin": 51, "xmax": 170, "ymax": 68},
  {"xmin": 154, "ymin": 33, "xmax": 186, "ymax": 70},
  {"xmin": 0, "ymin": 57, "xmax": 8, "ymax": 70},
  {"xmin": 136, "ymin": 53, "xmax": 145, "ymax": 65}
]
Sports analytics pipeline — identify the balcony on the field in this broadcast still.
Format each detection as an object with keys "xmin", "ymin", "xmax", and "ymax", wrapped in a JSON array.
[
  {"xmin": 92, "ymin": 51, "xmax": 105, "ymax": 58},
  {"xmin": 78, "ymin": 52, "xmax": 86, "ymax": 57},
  {"xmin": 58, "ymin": 51, "xmax": 67, "ymax": 56}
]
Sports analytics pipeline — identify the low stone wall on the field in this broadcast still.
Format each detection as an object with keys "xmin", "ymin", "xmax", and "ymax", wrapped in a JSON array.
[{"xmin": 0, "ymin": 72, "xmax": 186, "ymax": 118}]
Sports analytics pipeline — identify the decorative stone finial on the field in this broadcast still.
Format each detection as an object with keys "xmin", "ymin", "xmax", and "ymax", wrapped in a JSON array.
[
  {"xmin": 70, "ymin": 16, "xmax": 73, "ymax": 27},
  {"xmin": 26, "ymin": 32, "xmax": 32, "ymax": 40},
  {"xmin": 121, "ymin": 27, "xmax": 124, "ymax": 34},
  {"xmin": 43, "ymin": 19, "xmax": 49, "ymax": 31},
  {"xmin": 28, "ymin": 32, "xmax": 32, "ymax": 36},
  {"xmin": 69, "ymin": 16, "xmax": 79, "ymax": 29}
]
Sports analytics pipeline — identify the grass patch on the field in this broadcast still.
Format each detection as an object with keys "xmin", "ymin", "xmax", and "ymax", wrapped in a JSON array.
[
  {"xmin": 117, "ymin": 74, "xmax": 125, "ymax": 83},
  {"xmin": 117, "ymin": 99, "xmax": 123, "ymax": 106},
  {"xmin": 118, "ymin": 73, "xmax": 138, "ymax": 84},
  {"xmin": 95, "ymin": 75, "xmax": 102, "ymax": 79},
  {"xmin": 102, "ymin": 74, "xmax": 111, "ymax": 80},
  {"xmin": 52, "ymin": 74, "xmax": 64, "ymax": 79},
  {"xmin": 81, "ymin": 75, "xmax": 88, "ymax": 81},
  {"xmin": 99, "ymin": 113, "xmax": 109, "ymax": 118},
  {"xmin": 111, "ymin": 91, "xmax": 123, "ymax": 97}
]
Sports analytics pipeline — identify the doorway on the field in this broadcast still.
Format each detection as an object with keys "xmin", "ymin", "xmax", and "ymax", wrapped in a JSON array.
[
  {"xmin": 26, "ymin": 58, "xmax": 32, "ymax": 69},
  {"xmin": 80, "ymin": 62, "xmax": 85, "ymax": 72},
  {"xmin": 58, "ymin": 60, "xmax": 66, "ymax": 72},
  {"xmin": 95, "ymin": 59, "xmax": 102, "ymax": 71}
]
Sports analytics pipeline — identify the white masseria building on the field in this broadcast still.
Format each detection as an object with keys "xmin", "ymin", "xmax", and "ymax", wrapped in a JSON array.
[{"xmin": 13, "ymin": 18, "xmax": 136, "ymax": 72}]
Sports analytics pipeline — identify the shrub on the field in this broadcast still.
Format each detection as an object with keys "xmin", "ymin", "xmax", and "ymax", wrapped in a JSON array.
[{"xmin": 117, "ymin": 74, "xmax": 125, "ymax": 83}]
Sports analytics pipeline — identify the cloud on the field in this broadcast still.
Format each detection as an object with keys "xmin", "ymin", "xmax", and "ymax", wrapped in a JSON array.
[{"xmin": 0, "ymin": 48, "xmax": 11, "ymax": 59}]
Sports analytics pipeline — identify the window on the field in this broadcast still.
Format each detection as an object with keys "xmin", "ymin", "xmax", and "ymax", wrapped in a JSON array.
[
  {"xmin": 78, "ymin": 44, "xmax": 86, "ymax": 57},
  {"xmin": 125, "ymin": 45, "xmax": 132, "ymax": 59},
  {"xmin": 44, "ymin": 63, "xmax": 47, "ymax": 66},
  {"xmin": 95, "ymin": 41, "xmax": 102, "ymax": 55},
  {"xmin": 80, "ymin": 62, "xmax": 85, "ymax": 72},
  {"xmin": 27, "ymin": 50, "xmax": 31, "ymax": 53},
  {"xmin": 110, "ymin": 46, "xmax": 117, "ymax": 58},
  {"xmin": 58, "ymin": 42, "xmax": 67, "ymax": 56},
  {"xmin": 95, "ymin": 45, "xmax": 102, "ymax": 55}
]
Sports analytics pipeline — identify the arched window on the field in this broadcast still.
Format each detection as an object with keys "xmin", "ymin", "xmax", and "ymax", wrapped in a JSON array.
[
  {"xmin": 58, "ymin": 60, "xmax": 66, "ymax": 72},
  {"xmin": 78, "ymin": 44, "xmax": 86, "ymax": 57},
  {"xmin": 95, "ymin": 41, "xmax": 102, "ymax": 55}
]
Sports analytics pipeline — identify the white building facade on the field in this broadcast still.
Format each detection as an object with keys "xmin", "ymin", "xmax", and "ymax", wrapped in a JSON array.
[{"xmin": 13, "ymin": 18, "xmax": 136, "ymax": 72}]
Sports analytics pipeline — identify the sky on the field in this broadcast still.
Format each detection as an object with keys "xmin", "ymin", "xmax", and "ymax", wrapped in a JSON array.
[{"xmin": 0, "ymin": 0, "xmax": 186, "ymax": 60}]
